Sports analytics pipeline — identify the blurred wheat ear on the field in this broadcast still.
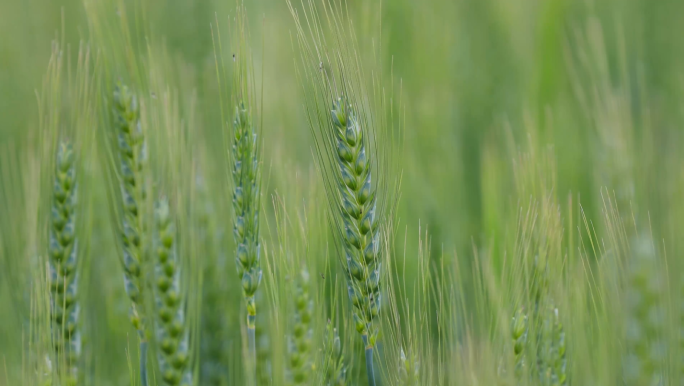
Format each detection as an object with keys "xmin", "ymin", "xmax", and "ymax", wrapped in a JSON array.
[
  {"xmin": 106, "ymin": 81, "xmax": 151, "ymax": 386},
  {"xmin": 287, "ymin": 268, "xmax": 313, "ymax": 385},
  {"xmin": 153, "ymin": 197, "xmax": 192, "ymax": 386},
  {"xmin": 511, "ymin": 307, "xmax": 528, "ymax": 381},
  {"xmin": 48, "ymin": 141, "xmax": 81, "ymax": 385},
  {"xmin": 623, "ymin": 234, "xmax": 666, "ymax": 386},
  {"xmin": 212, "ymin": 4, "xmax": 263, "ymax": 383}
]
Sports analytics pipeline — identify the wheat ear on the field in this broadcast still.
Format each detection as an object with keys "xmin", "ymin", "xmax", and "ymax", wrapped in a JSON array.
[
  {"xmin": 153, "ymin": 198, "xmax": 191, "ymax": 386},
  {"xmin": 231, "ymin": 101, "xmax": 262, "ymax": 378},
  {"xmin": 330, "ymin": 98, "xmax": 381, "ymax": 386},
  {"xmin": 112, "ymin": 82, "xmax": 149, "ymax": 385},
  {"xmin": 322, "ymin": 320, "xmax": 347, "ymax": 386},
  {"xmin": 288, "ymin": 269, "xmax": 313, "ymax": 385},
  {"xmin": 624, "ymin": 235, "xmax": 665, "ymax": 385},
  {"xmin": 549, "ymin": 308, "xmax": 567, "ymax": 386},
  {"xmin": 511, "ymin": 307, "xmax": 528, "ymax": 380},
  {"xmin": 398, "ymin": 348, "xmax": 419, "ymax": 386},
  {"xmin": 48, "ymin": 141, "xmax": 81, "ymax": 385}
]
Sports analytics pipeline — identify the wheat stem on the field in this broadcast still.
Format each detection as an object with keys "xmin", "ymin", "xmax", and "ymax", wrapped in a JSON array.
[
  {"xmin": 140, "ymin": 341, "xmax": 148, "ymax": 386},
  {"xmin": 362, "ymin": 335, "xmax": 376, "ymax": 386},
  {"xmin": 247, "ymin": 324, "xmax": 256, "ymax": 382}
]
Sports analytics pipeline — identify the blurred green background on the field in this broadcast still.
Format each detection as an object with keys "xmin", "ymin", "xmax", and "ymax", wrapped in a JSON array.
[
  {"xmin": 3, "ymin": 0, "xmax": 684, "ymax": 256},
  {"xmin": 3, "ymin": 0, "xmax": 684, "ymax": 383}
]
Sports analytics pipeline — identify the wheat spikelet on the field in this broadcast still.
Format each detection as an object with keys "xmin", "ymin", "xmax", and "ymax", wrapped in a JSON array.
[{"xmin": 47, "ymin": 141, "xmax": 81, "ymax": 385}]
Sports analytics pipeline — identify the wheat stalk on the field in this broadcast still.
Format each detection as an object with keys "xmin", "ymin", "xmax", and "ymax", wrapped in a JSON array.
[
  {"xmin": 195, "ymin": 174, "xmax": 229, "ymax": 385},
  {"xmin": 256, "ymin": 291, "xmax": 272, "ymax": 386},
  {"xmin": 48, "ymin": 141, "xmax": 81, "ymax": 385},
  {"xmin": 153, "ymin": 198, "xmax": 191, "ymax": 386}
]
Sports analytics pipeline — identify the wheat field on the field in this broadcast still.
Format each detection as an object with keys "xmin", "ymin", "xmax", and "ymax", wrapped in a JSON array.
[{"xmin": 1, "ymin": 0, "xmax": 684, "ymax": 385}]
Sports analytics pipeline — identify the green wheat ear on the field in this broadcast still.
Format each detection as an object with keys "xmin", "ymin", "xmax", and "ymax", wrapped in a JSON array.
[
  {"xmin": 550, "ymin": 308, "xmax": 567, "ymax": 386},
  {"xmin": 322, "ymin": 320, "xmax": 347, "ymax": 386},
  {"xmin": 231, "ymin": 99, "xmax": 262, "ymax": 373},
  {"xmin": 398, "ymin": 348, "xmax": 419, "ymax": 386},
  {"xmin": 112, "ymin": 81, "xmax": 150, "ymax": 385},
  {"xmin": 511, "ymin": 307, "xmax": 528, "ymax": 380},
  {"xmin": 330, "ymin": 97, "xmax": 382, "ymax": 344},
  {"xmin": 538, "ymin": 305, "xmax": 567, "ymax": 386},
  {"xmin": 288, "ymin": 2, "xmax": 400, "ymax": 383},
  {"xmin": 623, "ymin": 235, "xmax": 666, "ymax": 386},
  {"xmin": 153, "ymin": 198, "xmax": 191, "ymax": 386},
  {"xmin": 113, "ymin": 82, "xmax": 148, "ymax": 333},
  {"xmin": 288, "ymin": 269, "xmax": 313, "ymax": 385},
  {"xmin": 48, "ymin": 141, "xmax": 81, "ymax": 385}
]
